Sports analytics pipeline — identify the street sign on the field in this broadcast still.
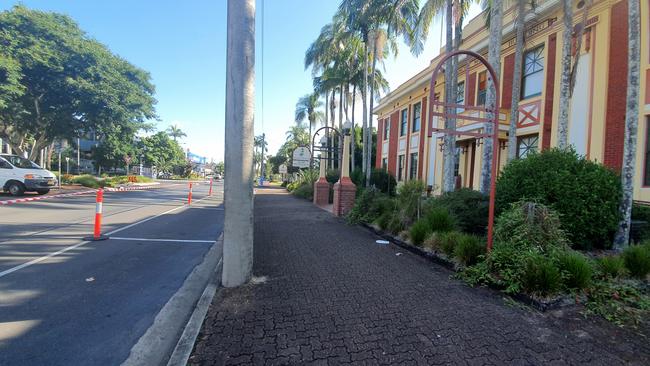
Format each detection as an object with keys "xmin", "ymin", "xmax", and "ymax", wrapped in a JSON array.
[
  {"xmin": 279, "ymin": 164, "xmax": 288, "ymax": 174},
  {"xmin": 292, "ymin": 147, "xmax": 311, "ymax": 168}
]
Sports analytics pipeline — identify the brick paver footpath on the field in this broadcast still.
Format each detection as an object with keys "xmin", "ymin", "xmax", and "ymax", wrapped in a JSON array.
[{"xmin": 189, "ymin": 187, "xmax": 650, "ymax": 365}]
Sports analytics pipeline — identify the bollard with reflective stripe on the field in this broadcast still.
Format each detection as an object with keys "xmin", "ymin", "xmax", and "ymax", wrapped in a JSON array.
[
  {"xmin": 84, "ymin": 189, "xmax": 109, "ymax": 241},
  {"xmin": 188, "ymin": 182, "xmax": 193, "ymax": 205},
  {"xmin": 208, "ymin": 178, "xmax": 213, "ymax": 196}
]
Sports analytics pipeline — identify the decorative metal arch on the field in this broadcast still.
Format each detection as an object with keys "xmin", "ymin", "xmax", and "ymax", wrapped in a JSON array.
[
  {"xmin": 427, "ymin": 50, "xmax": 501, "ymax": 251},
  {"xmin": 311, "ymin": 126, "xmax": 342, "ymax": 164}
]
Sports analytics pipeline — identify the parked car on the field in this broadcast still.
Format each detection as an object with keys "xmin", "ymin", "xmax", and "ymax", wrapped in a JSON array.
[{"xmin": 0, "ymin": 154, "xmax": 58, "ymax": 196}]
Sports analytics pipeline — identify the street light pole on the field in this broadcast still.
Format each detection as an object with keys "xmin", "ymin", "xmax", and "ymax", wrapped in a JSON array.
[
  {"xmin": 58, "ymin": 151, "xmax": 62, "ymax": 188},
  {"xmin": 77, "ymin": 137, "xmax": 80, "ymax": 174},
  {"xmin": 222, "ymin": 0, "xmax": 255, "ymax": 287}
]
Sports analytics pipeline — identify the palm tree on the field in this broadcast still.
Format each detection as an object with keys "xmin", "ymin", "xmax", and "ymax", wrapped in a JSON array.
[
  {"xmin": 295, "ymin": 92, "xmax": 324, "ymax": 147},
  {"xmin": 614, "ymin": 0, "xmax": 641, "ymax": 249},
  {"xmin": 479, "ymin": 0, "xmax": 503, "ymax": 194},
  {"xmin": 166, "ymin": 124, "xmax": 186, "ymax": 142},
  {"xmin": 254, "ymin": 134, "xmax": 268, "ymax": 177},
  {"xmin": 338, "ymin": 0, "xmax": 420, "ymax": 185}
]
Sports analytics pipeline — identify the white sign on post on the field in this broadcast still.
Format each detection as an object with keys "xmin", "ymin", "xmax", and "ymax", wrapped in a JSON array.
[
  {"xmin": 292, "ymin": 147, "xmax": 311, "ymax": 168},
  {"xmin": 279, "ymin": 164, "xmax": 288, "ymax": 174}
]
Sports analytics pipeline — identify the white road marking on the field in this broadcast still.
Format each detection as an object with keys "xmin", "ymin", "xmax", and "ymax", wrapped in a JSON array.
[
  {"xmin": 110, "ymin": 237, "xmax": 215, "ymax": 244},
  {"xmin": 0, "ymin": 195, "xmax": 213, "ymax": 279}
]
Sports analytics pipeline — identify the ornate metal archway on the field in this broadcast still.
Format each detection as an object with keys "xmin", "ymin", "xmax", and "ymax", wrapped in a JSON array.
[
  {"xmin": 311, "ymin": 126, "xmax": 342, "ymax": 168},
  {"xmin": 428, "ymin": 50, "xmax": 501, "ymax": 251}
]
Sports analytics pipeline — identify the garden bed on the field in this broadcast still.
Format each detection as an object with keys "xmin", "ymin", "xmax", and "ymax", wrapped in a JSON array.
[{"xmin": 359, "ymin": 221, "xmax": 576, "ymax": 312}]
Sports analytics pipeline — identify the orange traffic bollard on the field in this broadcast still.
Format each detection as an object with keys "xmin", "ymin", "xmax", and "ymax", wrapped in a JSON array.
[
  {"xmin": 84, "ymin": 189, "xmax": 109, "ymax": 241},
  {"xmin": 188, "ymin": 182, "xmax": 193, "ymax": 205},
  {"xmin": 208, "ymin": 178, "xmax": 213, "ymax": 196}
]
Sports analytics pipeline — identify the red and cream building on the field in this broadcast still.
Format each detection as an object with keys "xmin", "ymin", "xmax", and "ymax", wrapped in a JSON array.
[{"xmin": 374, "ymin": 0, "xmax": 650, "ymax": 201}]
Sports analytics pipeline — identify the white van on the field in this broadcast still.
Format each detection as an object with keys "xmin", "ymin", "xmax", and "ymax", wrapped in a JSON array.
[{"xmin": 0, "ymin": 154, "xmax": 58, "ymax": 196}]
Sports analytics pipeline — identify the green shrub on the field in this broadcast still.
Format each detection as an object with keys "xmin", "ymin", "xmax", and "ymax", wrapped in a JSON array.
[
  {"xmin": 465, "ymin": 202, "xmax": 569, "ymax": 294},
  {"xmin": 350, "ymin": 168, "xmax": 364, "ymax": 187},
  {"xmin": 434, "ymin": 231, "xmax": 463, "ymax": 256},
  {"xmin": 495, "ymin": 148, "xmax": 622, "ymax": 249},
  {"xmin": 387, "ymin": 214, "xmax": 405, "ymax": 235},
  {"xmin": 453, "ymin": 235, "xmax": 485, "ymax": 266},
  {"xmin": 597, "ymin": 256, "xmax": 626, "ymax": 279},
  {"xmin": 396, "ymin": 180, "xmax": 426, "ymax": 226},
  {"xmin": 73, "ymin": 175, "xmax": 103, "ymax": 188},
  {"xmin": 351, "ymin": 168, "xmax": 397, "ymax": 196},
  {"xmin": 292, "ymin": 183, "xmax": 313, "ymax": 200},
  {"xmin": 409, "ymin": 220, "xmax": 431, "ymax": 246},
  {"xmin": 376, "ymin": 211, "xmax": 393, "ymax": 231},
  {"xmin": 494, "ymin": 201, "xmax": 569, "ymax": 251},
  {"xmin": 326, "ymin": 169, "xmax": 339, "ymax": 184},
  {"xmin": 622, "ymin": 244, "xmax": 650, "ymax": 278},
  {"xmin": 423, "ymin": 232, "xmax": 438, "ymax": 250},
  {"xmin": 556, "ymin": 251, "xmax": 593, "ymax": 290},
  {"xmin": 347, "ymin": 188, "xmax": 394, "ymax": 224},
  {"xmin": 430, "ymin": 189, "xmax": 488, "ymax": 235},
  {"xmin": 521, "ymin": 254, "xmax": 562, "ymax": 297},
  {"xmin": 424, "ymin": 207, "xmax": 455, "ymax": 233}
]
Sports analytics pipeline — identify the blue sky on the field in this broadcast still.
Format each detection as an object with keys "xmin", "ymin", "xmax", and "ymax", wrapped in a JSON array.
[{"xmin": 2, "ymin": 1, "xmax": 480, "ymax": 162}]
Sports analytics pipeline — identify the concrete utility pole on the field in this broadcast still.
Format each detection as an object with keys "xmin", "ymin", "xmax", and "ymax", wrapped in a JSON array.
[{"xmin": 222, "ymin": 0, "xmax": 255, "ymax": 287}]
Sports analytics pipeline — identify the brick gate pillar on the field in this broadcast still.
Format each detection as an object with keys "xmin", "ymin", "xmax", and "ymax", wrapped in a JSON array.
[
  {"xmin": 313, "ymin": 149, "xmax": 330, "ymax": 206},
  {"xmin": 332, "ymin": 122, "xmax": 356, "ymax": 216}
]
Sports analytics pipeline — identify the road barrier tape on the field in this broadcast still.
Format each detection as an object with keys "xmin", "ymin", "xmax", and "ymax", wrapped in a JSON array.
[
  {"xmin": 0, "ymin": 183, "xmax": 162, "ymax": 206},
  {"xmin": 0, "ymin": 190, "xmax": 95, "ymax": 206}
]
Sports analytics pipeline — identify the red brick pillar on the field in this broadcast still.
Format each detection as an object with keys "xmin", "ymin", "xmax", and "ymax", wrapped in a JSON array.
[
  {"xmin": 313, "ymin": 177, "xmax": 330, "ymax": 206},
  {"xmin": 332, "ymin": 176, "xmax": 356, "ymax": 217}
]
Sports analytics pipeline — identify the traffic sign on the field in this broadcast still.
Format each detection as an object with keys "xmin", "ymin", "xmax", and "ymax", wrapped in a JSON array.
[{"xmin": 279, "ymin": 164, "xmax": 288, "ymax": 174}]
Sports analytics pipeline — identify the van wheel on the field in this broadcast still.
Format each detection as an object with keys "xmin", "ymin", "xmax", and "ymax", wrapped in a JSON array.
[
  {"xmin": 36, "ymin": 189, "xmax": 50, "ymax": 195},
  {"xmin": 7, "ymin": 182, "xmax": 25, "ymax": 196}
]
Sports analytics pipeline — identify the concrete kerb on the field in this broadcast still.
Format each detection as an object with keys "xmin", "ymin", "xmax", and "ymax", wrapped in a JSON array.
[
  {"xmin": 166, "ymin": 240, "xmax": 223, "ymax": 366},
  {"xmin": 121, "ymin": 234, "xmax": 223, "ymax": 366}
]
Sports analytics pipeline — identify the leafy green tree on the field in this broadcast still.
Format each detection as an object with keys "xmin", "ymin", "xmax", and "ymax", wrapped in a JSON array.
[
  {"xmin": 141, "ymin": 131, "xmax": 186, "ymax": 175},
  {"xmin": 215, "ymin": 161, "xmax": 225, "ymax": 175},
  {"xmin": 0, "ymin": 5, "xmax": 156, "ymax": 160},
  {"xmin": 92, "ymin": 129, "xmax": 137, "ymax": 171}
]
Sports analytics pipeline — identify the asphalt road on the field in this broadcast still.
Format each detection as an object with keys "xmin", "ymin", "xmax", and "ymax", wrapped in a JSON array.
[{"xmin": 0, "ymin": 180, "xmax": 224, "ymax": 365}]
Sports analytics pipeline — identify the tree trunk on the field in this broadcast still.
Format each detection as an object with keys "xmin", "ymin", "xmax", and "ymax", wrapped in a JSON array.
[
  {"xmin": 614, "ymin": 0, "xmax": 641, "ymax": 249},
  {"xmin": 569, "ymin": 0, "xmax": 592, "ymax": 99},
  {"xmin": 339, "ymin": 84, "xmax": 344, "ymax": 173},
  {"xmin": 222, "ymin": 0, "xmax": 255, "ymax": 287},
  {"xmin": 351, "ymin": 85, "xmax": 357, "ymax": 171},
  {"xmin": 361, "ymin": 41, "xmax": 369, "ymax": 175},
  {"xmin": 480, "ymin": 0, "xmax": 503, "ymax": 194},
  {"xmin": 324, "ymin": 89, "xmax": 330, "ymax": 170},
  {"xmin": 367, "ymin": 40, "xmax": 379, "ymax": 186},
  {"xmin": 442, "ymin": 0, "xmax": 455, "ymax": 192},
  {"xmin": 330, "ymin": 91, "xmax": 336, "ymax": 169},
  {"xmin": 508, "ymin": 0, "xmax": 526, "ymax": 161},
  {"xmin": 556, "ymin": 0, "xmax": 573, "ymax": 149}
]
